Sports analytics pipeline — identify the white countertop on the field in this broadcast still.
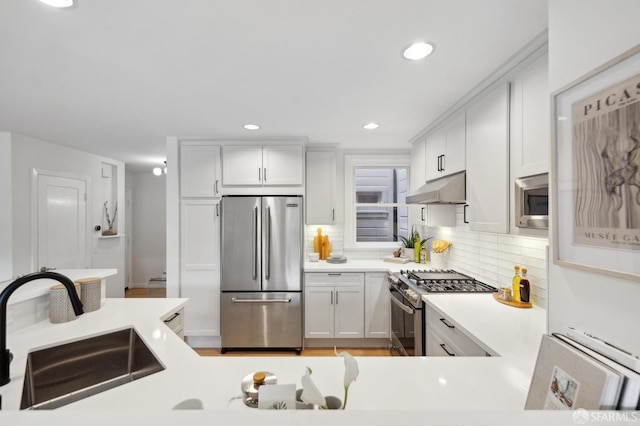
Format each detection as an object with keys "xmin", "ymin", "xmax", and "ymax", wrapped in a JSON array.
[
  {"xmin": 4, "ymin": 298, "xmax": 536, "ymax": 413},
  {"xmin": 1, "ymin": 269, "xmax": 117, "ymax": 305},
  {"xmin": 304, "ymin": 258, "xmax": 415, "ymax": 273},
  {"xmin": 0, "ymin": 261, "xmax": 560, "ymax": 424}
]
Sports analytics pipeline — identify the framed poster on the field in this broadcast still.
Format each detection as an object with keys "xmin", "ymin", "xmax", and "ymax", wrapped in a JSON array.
[{"xmin": 552, "ymin": 44, "xmax": 640, "ymax": 281}]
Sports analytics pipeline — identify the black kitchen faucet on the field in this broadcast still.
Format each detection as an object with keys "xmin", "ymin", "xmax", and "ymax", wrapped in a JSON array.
[{"xmin": 0, "ymin": 272, "xmax": 84, "ymax": 386}]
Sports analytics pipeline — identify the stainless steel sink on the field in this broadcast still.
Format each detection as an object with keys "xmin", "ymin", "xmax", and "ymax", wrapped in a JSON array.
[{"xmin": 20, "ymin": 327, "xmax": 165, "ymax": 410}]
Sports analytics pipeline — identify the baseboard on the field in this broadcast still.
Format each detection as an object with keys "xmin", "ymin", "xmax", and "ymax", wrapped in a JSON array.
[
  {"xmin": 128, "ymin": 282, "xmax": 149, "ymax": 289},
  {"xmin": 186, "ymin": 335, "xmax": 221, "ymax": 348}
]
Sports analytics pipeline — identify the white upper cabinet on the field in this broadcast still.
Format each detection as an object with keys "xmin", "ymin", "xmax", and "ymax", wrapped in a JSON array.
[
  {"xmin": 222, "ymin": 145, "xmax": 303, "ymax": 186},
  {"xmin": 425, "ymin": 113, "xmax": 466, "ymax": 181},
  {"xmin": 306, "ymin": 150, "xmax": 336, "ymax": 224},
  {"xmin": 410, "ymin": 137, "xmax": 426, "ymax": 191},
  {"xmin": 263, "ymin": 145, "xmax": 304, "ymax": 185},
  {"xmin": 180, "ymin": 144, "xmax": 221, "ymax": 197},
  {"xmin": 466, "ymin": 83, "xmax": 510, "ymax": 234},
  {"xmin": 511, "ymin": 52, "xmax": 549, "ymax": 178}
]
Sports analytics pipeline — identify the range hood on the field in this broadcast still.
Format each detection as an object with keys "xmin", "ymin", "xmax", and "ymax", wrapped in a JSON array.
[{"xmin": 406, "ymin": 171, "xmax": 466, "ymax": 204}]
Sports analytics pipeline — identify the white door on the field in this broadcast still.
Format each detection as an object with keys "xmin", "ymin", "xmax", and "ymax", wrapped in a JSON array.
[{"xmin": 37, "ymin": 174, "xmax": 88, "ymax": 270}]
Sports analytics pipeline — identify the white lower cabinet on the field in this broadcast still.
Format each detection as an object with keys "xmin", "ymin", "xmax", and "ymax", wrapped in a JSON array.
[
  {"xmin": 425, "ymin": 305, "xmax": 489, "ymax": 357},
  {"xmin": 364, "ymin": 272, "xmax": 390, "ymax": 338},
  {"xmin": 180, "ymin": 199, "xmax": 221, "ymax": 340},
  {"xmin": 162, "ymin": 307, "xmax": 185, "ymax": 339},
  {"xmin": 304, "ymin": 273, "xmax": 364, "ymax": 338}
]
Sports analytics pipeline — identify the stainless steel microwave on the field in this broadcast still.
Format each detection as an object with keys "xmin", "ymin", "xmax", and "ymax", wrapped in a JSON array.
[{"xmin": 515, "ymin": 173, "xmax": 548, "ymax": 229}]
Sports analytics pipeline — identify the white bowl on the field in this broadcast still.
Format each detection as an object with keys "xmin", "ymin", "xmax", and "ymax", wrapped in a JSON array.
[{"xmin": 308, "ymin": 253, "xmax": 319, "ymax": 262}]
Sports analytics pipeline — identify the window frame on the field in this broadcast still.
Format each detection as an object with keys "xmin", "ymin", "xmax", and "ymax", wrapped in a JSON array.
[{"xmin": 344, "ymin": 154, "xmax": 412, "ymax": 249}]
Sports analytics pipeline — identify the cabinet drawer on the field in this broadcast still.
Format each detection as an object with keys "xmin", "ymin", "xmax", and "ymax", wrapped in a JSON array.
[
  {"xmin": 426, "ymin": 307, "xmax": 486, "ymax": 356},
  {"xmin": 162, "ymin": 308, "xmax": 184, "ymax": 335},
  {"xmin": 304, "ymin": 272, "xmax": 364, "ymax": 287}
]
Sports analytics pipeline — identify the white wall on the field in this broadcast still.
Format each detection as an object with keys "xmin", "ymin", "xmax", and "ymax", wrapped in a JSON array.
[
  {"xmin": 10, "ymin": 133, "xmax": 126, "ymax": 297},
  {"xmin": 129, "ymin": 171, "xmax": 167, "ymax": 286},
  {"xmin": 547, "ymin": 0, "xmax": 640, "ymax": 354},
  {"xmin": 0, "ymin": 133, "xmax": 12, "ymax": 281}
]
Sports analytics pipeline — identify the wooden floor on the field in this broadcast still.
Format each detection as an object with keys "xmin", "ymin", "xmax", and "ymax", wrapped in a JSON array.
[
  {"xmin": 124, "ymin": 287, "xmax": 166, "ymax": 298},
  {"xmin": 125, "ymin": 287, "xmax": 390, "ymax": 357},
  {"xmin": 194, "ymin": 347, "xmax": 391, "ymax": 357}
]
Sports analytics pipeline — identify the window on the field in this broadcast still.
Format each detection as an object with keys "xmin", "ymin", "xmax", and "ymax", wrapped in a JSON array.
[{"xmin": 344, "ymin": 155, "xmax": 411, "ymax": 247}]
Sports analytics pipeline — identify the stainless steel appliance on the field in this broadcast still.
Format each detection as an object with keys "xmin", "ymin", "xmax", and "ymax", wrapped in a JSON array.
[
  {"xmin": 515, "ymin": 173, "xmax": 549, "ymax": 229},
  {"xmin": 220, "ymin": 196, "xmax": 303, "ymax": 354},
  {"xmin": 387, "ymin": 269, "xmax": 496, "ymax": 356}
]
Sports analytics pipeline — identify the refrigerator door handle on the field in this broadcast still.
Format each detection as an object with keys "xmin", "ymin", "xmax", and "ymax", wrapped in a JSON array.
[
  {"xmin": 265, "ymin": 205, "xmax": 271, "ymax": 279},
  {"xmin": 252, "ymin": 206, "xmax": 258, "ymax": 279},
  {"xmin": 231, "ymin": 297, "xmax": 292, "ymax": 303}
]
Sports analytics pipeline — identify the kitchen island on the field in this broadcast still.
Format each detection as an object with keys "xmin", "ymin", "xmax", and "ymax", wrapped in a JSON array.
[{"xmin": 1, "ymin": 294, "xmax": 580, "ymax": 425}]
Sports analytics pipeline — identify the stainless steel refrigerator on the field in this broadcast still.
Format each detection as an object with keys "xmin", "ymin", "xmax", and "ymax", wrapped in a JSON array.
[{"xmin": 220, "ymin": 196, "xmax": 303, "ymax": 353}]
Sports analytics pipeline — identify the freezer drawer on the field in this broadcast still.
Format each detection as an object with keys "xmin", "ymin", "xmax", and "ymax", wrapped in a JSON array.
[{"xmin": 221, "ymin": 292, "xmax": 302, "ymax": 351}]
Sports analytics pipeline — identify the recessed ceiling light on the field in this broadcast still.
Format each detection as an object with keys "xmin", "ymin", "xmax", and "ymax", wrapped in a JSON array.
[
  {"xmin": 39, "ymin": 0, "xmax": 74, "ymax": 8},
  {"xmin": 363, "ymin": 122, "xmax": 380, "ymax": 130},
  {"xmin": 402, "ymin": 42, "xmax": 434, "ymax": 60},
  {"xmin": 243, "ymin": 124, "xmax": 260, "ymax": 130}
]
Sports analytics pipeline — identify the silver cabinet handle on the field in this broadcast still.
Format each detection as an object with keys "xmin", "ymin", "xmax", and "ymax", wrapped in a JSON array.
[
  {"xmin": 439, "ymin": 343, "xmax": 456, "ymax": 356},
  {"xmin": 215, "ymin": 179, "xmax": 219, "ymax": 194},
  {"xmin": 265, "ymin": 205, "xmax": 271, "ymax": 279},
  {"xmin": 252, "ymin": 206, "xmax": 258, "ymax": 279},
  {"xmin": 328, "ymin": 273, "xmax": 342, "ymax": 276},
  {"xmin": 335, "ymin": 290, "xmax": 339, "ymax": 305},
  {"xmin": 390, "ymin": 293, "xmax": 414, "ymax": 314},
  {"xmin": 231, "ymin": 298, "xmax": 291, "ymax": 303},
  {"xmin": 263, "ymin": 168, "xmax": 267, "ymax": 182},
  {"xmin": 332, "ymin": 208, "xmax": 335, "ymax": 223},
  {"xmin": 439, "ymin": 318, "xmax": 455, "ymax": 329},
  {"xmin": 215, "ymin": 203, "xmax": 219, "ymax": 217},
  {"xmin": 330, "ymin": 291, "xmax": 333, "ymax": 305},
  {"xmin": 258, "ymin": 168, "xmax": 261, "ymax": 182}
]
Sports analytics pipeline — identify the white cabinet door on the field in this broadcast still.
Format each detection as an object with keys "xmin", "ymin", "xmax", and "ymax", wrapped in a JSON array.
[
  {"xmin": 180, "ymin": 199, "xmax": 221, "ymax": 338},
  {"xmin": 222, "ymin": 145, "xmax": 263, "ymax": 185},
  {"xmin": 263, "ymin": 145, "xmax": 304, "ymax": 186},
  {"xmin": 443, "ymin": 113, "xmax": 466, "ymax": 176},
  {"xmin": 364, "ymin": 272, "xmax": 389, "ymax": 338},
  {"xmin": 410, "ymin": 137, "xmax": 426, "ymax": 191},
  {"xmin": 304, "ymin": 286, "xmax": 334, "ymax": 338},
  {"xmin": 425, "ymin": 129, "xmax": 445, "ymax": 181},
  {"xmin": 334, "ymin": 285, "xmax": 364, "ymax": 338},
  {"xmin": 180, "ymin": 144, "xmax": 221, "ymax": 197},
  {"xmin": 511, "ymin": 52, "xmax": 549, "ymax": 178},
  {"xmin": 409, "ymin": 138, "xmax": 427, "ymax": 226},
  {"xmin": 425, "ymin": 113, "xmax": 466, "ymax": 181},
  {"xmin": 306, "ymin": 151, "xmax": 336, "ymax": 224},
  {"xmin": 222, "ymin": 145, "xmax": 303, "ymax": 186},
  {"xmin": 466, "ymin": 83, "xmax": 510, "ymax": 233}
]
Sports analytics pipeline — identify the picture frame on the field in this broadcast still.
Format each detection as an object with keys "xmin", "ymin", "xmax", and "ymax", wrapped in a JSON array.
[{"xmin": 552, "ymin": 44, "xmax": 640, "ymax": 281}]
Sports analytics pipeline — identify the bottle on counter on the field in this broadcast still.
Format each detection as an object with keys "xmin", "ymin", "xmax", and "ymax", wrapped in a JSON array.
[
  {"xmin": 420, "ymin": 247, "xmax": 428, "ymax": 264},
  {"xmin": 511, "ymin": 265, "xmax": 521, "ymax": 302},
  {"xmin": 519, "ymin": 267, "xmax": 530, "ymax": 303}
]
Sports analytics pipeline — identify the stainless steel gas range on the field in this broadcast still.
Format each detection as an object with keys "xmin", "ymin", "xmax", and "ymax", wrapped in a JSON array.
[{"xmin": 388, "ymin": 269, "xmax": 496, "ymax": 356}]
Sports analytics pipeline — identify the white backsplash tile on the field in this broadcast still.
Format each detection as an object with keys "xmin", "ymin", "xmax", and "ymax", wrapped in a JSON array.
[{"xmin": 305, "ymin": 217, "xmax": 549, "ymax": 309}]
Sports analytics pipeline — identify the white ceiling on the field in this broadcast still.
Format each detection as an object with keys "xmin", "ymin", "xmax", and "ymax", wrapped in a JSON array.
[{"xmin": 0, "ymin": 1, "xmax": 548, "ymax": 172}]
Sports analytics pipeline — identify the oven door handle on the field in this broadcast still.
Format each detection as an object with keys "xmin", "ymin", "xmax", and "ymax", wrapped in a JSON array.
[{"xmin": 389, "ymin": 292, "xmax": 414, "ymax": 314}]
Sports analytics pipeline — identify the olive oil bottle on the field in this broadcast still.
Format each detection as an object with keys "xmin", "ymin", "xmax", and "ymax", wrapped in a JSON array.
[{"xmin": 511, "ymin": 266, "xmax": 521, "ymax": 302}]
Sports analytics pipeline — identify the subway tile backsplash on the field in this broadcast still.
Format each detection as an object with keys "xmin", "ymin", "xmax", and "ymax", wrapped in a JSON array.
[{"xmin": 305, "ymin": 213, "xmax": 549, "ymax": 309}]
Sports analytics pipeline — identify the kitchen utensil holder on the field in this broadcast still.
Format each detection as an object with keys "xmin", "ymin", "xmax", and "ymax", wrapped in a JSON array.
[
  {"xmin": 430, "ymin": 252, "xmax": 449, "ymax": 270},
  {"xmin": 75, "ymin": 277, "xmax": 102, "ymax": 312},
  {"xmin": 49, "ymin": 283, "xmax": 82, "ymax": 323}
]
